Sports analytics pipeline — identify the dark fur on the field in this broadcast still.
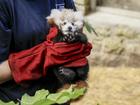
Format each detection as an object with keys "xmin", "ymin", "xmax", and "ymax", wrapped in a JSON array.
[
  {"xmin": 53, "ymin": 30, "xmax": 88, "ymax": 44},
  {"xmin": 51, "ymin": 30, "xmax": 89, "ymax": 88}
]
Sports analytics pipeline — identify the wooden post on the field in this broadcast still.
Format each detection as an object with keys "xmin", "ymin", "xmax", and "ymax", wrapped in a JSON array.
[
  {"xmin": 90, "ymin": 0, "xmax": 97, "ymax": 12},
  {"xmin": 75, "ymin": 0, "xmax": 91, "ymax": 15}
]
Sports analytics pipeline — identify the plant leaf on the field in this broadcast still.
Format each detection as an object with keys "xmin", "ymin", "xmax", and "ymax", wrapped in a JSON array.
[
  {"xmin": 70, "ymin": 88, "xmax": 87, "ymax": 100},
  {"xmin": 84, "ymin": 20, "xmax": 98, "ymax": 36},
  {"xmin": 56, "ymin": 95, "xmax": 70, "ymax": 104},
  {"xmin": 46, "ymin": 92, "xmax": 63, "ymax": 102},
  {"xmin": 33, "ymin": 99, "xmax": 54, "ymax": 105},
  {"xmin": 56, "ymin": 92, "xmax": 71, "ymax": 104},
  {"xmin": 0, "ymin": 87, "xmax": 87, "ymax": 105},
  {"xmin": 21, "ymin": 89, "xmax": 49, "ymax": 105},
  {"xmin": 84, "ymin": 21, "xmax": 92, "ymax": 33}
]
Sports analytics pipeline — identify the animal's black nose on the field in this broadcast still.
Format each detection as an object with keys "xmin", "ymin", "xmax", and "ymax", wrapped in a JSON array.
[{"xmin": 68, "ymin": 26, "xmax": 72, "ymax": 31}]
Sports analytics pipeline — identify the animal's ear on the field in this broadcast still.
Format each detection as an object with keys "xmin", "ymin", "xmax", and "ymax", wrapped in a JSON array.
[
  {"xmin": 74, "ymin": 11, "xmax": 84, "ymax": 29},
  {"xmin": 46, "ymin": 9, "xmax": 62, "ymax": 26},
  {"xmin": 46, "ymin": 17, "xmax": 56, "ymax": 25},
  {"xmin": 74, "ymin": 11, "xmax": 84, "ymax": 21},
  {"xmin": 75, "ymin": 21, "xmax": 84, "ymax": 29},
  {"xmin": 51, "ymin": 9, "xmax": 61, "ymax": 15}
]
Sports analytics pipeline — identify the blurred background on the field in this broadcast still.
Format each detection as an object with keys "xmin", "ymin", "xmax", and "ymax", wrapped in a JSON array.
[{"xmin": 72, "ymin": 0, "xmax": 140, "ymax": 105}]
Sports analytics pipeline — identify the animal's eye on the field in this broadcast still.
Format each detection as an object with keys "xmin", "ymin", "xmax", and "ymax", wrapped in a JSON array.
[
  {"xmin": 71, "ymin": 23, "xmax": 75, "ymax": 26},
  {"xmin": 63, "ymin": 22, "xmax": 67, "ymax": 25}
]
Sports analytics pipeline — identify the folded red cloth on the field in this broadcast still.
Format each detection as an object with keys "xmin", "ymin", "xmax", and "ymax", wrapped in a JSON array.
[{"xmin": 9, "ymin": 27, "xmax": 92, "ymax": 84}]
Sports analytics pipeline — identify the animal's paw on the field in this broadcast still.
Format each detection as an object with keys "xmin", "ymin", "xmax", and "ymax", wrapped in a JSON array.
[
  {"xmin": 75, "ymin": 81, "xmax": 88, "ymax": 89},
  {"xmin": 57, "ymin": 84, "xmax": 71, "ymax": 92},
  {"xmin": 62, "ymin": 33, "xmax": 78, "ymax": 43},
  {"xmin": 58, "ymin": 66, "xmax": 76, "ymax": 83},
  {"xmin": 58, "ymin": 66, "xmax": 65, "ymax": 74}
]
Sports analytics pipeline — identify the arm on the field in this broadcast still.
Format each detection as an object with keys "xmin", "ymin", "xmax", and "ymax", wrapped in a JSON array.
[
  {"xmin": 8, "ymin": 27, "xmax": 92, "ymax": 85},
  {"xmin": 0, "ymin": 61, "xmax": 12, "ymax": 84},
  {"xmin": 0, "ymin": 1, "xmax": 13, "ymax": 84}
]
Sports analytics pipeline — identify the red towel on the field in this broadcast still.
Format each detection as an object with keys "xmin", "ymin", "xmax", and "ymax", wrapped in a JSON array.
[{"xmin": 9, "ymin": 27, "xmax": 92, "ymax": 84}]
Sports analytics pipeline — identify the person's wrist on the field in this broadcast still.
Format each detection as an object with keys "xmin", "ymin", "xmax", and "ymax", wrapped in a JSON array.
[{"xmin": 0, "ymin": 60, "xmax": 12, "ymax": 84}]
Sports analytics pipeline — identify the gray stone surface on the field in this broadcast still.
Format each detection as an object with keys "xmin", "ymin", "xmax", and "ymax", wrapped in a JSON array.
[
  {"xmin": 75, "ymin": 0, "xmax": 91, "ymax": 15},
  {"xmin": 100, "ymin": 0, "xmax": 140, "ymax": 11},
  {"xmin": 85, "ymin": 25, "xmax": 140, "ymax": 67}
]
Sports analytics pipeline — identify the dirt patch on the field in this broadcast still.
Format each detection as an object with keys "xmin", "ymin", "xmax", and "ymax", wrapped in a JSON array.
[{"xmin": 72, "ymin": 67, "xmax": 140, "ymax": 105}]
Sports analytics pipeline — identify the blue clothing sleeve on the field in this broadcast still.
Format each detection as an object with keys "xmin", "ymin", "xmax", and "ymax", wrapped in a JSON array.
[
  {"xmin": 64, "ymin": 0, "xmax": 76, "ymax": 10},
  {"xmin": 0, "ymin": 1, "xmax": 12, "ymax": 63}
]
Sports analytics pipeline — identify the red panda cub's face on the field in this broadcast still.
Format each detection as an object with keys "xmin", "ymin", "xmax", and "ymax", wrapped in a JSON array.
[{"xmin": 47, "ymin": 9, "xmax": 84, "ymax": 35}]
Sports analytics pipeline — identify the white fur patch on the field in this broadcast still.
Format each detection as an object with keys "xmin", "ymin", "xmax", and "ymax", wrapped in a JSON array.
[{"xmin": 47, "ymin": 9, "xmax": 84, "ymax": 34}]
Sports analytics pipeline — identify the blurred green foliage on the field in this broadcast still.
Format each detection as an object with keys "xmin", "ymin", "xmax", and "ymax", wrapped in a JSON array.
[{"xmin": 0, "ymin": 87, "xmax": 87, "ymax": 105}]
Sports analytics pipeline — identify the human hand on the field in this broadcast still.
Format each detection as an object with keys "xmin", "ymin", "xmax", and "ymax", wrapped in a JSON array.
[{"xmin": 0, "ymin": 60, "xmax": 12, "ymax": 84}]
